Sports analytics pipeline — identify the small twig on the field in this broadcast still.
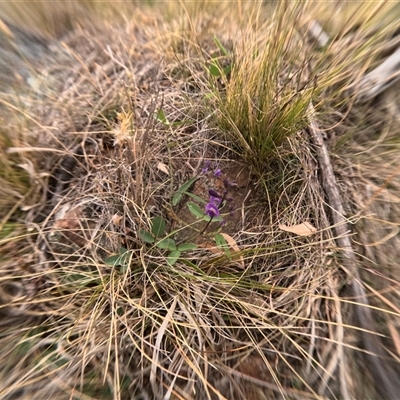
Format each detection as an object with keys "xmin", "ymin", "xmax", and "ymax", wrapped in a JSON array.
[
  {"xmin": 306, "ymin": 19, "xmax": 330, "ymax": 48},
  {"xmin": 307, "ymin": 102, "xmax": 400, "ymax": 400}
]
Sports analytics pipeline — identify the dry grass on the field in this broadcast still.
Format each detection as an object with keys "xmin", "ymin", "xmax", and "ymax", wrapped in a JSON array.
[{"xmin": 1, "ymin": 1, "xmax": 400, "ymax": 399}]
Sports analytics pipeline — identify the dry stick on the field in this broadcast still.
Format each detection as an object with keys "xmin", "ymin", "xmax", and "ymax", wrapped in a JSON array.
[
  {"xmin": 305, "ymin": 16, "xmax": 400, "ymax": 103},
  {"xmin": 355, "ymin": 46, "xmax": 400, "ymax": 103},
  {"xmin": 307, "ymin": 103, "xmax": 399, "ymax": 400}
]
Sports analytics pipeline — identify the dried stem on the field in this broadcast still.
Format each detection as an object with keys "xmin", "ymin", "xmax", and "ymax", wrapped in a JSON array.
[{"xmin": 307, "ymin": 102, "xmax": 400, "ymax": 400}]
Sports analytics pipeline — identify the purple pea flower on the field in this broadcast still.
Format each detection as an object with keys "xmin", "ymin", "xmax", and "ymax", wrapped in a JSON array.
[
  {"xmin": 210, "ymin": 195, "xmax": 221, "ymax": 206},
  {"xmin": 205, "ymin": 202, "xmax": 220, "ymax": 219},
  {"xmin": 201, "ymin": 177, "xmax": 237, "ymax": 234},
  {"xmin": 209, "ymin": 189, "xmax": 221, "ymax": 198},
  {"xmin": 208, "ymin": 189, "xmax": 222, "ymax": 206}
]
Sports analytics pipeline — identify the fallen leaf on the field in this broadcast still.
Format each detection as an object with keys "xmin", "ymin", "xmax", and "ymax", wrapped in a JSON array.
[
  {"xmin": 279, "ymin": 222, "xmax": 316, "ymax": 237},
  {"xmin": 197, "ymin": 235, "xmax": 244, "ymax": 268},
  {"xmin": 197, "ymin": 242, "xmax": 220, "ymax": 253},
  {"xmin": 157, "ymin": 162, "xmax": 169, "ymax": 175}
]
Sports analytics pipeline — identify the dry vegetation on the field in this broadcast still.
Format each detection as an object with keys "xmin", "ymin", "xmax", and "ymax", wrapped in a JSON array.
[{"xmin": 1, "ymin": 1, "xmax": 400, "ymax": 399}]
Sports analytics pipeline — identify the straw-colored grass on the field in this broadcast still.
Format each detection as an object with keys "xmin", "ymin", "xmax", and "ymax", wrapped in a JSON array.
[{"xmin": 1, "ymin": 1, "xmax": 400, "ymax": 399}]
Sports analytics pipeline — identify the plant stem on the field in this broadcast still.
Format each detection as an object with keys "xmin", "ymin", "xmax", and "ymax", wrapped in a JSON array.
[{"xmin": 200, "ymin": 217, "xmax": 214, "ymax": 235}]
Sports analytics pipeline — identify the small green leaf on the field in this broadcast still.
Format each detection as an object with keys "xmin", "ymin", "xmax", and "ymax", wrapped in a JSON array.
[
  {"xmin": 178, "ymin": 176, "xmax": 199, "ymax": 194},
  {"xmin": 105, "ymin": 250, "xmax": 129, "ymax": 267},
  {"xmin": 209, "ymin": 62, "xmax": 222, "ymax": 77},
  {"xmin": 65, "ymin": 273, "xmax": 86, "ymax": 283},
  {"xmin": 178, "ymin": 243, "xmax": 197, "ymax": 251},
  {"xmin": 170, "ymin": 120, "xmax": 188, "ymax": 127},
  {"xmin": 186, "ymin": 192, "xmax": 207, "ymax": 204},
  {"xmin": 155, "ymin": 108, "xmax": 167, "ymax": 124},
  {"xmin": 172, "ymin": 191, "xmax": 183, "ymax": 207},
  {"xmin": 105, "ymin": 255, "xmax": 122, "ymax": 266},
  {"xmin": 157, "ymin": 238, "xmax": 177, "ymax": 251},
  {"xmin": 214, "ymin": 35, "xmax": 229, "ymax": 56},
  {"xmin": 151, "ymin": 216, "xmax": 166, "ymax": 238},
  {"xmin": 215, "ymin": 233, "xmax": 228, "ymax": 249},
  {"xmin": 168, "ymin": 250, "xmax": 181, "ymax": 266},
  {"xmin": 223, "ymin": 64, "xmax": 232, "ymax": 76},
  {"xmin": 187, "ymin": 202, "xmax": 204, "ymax": 218},
  {"xmin": 139, "ymin": 229, "xmax": 155, "ymax": 243},
  {"xmin": 172, "ymin": 176, "xmax": 199, "ymax": 206},
  {"xmin": 119, "ymin": 247, "xmax": 128, "ymax": 255}
]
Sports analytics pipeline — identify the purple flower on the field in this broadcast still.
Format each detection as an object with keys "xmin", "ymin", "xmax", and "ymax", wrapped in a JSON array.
[
  {"xmin": 205, "ymin": 202, "xmax": 220, "ymax": 219},
  {"xmin": 208, "ymin": 189, "xmax": 221, "ymax": 198},
  {"xmin": 201, "ymin": 160, "xmax": 211, "ymax": 174},
  {"xmin": 208, "ymin": 189, "xmax": 222, "ymax": 206},
  {"xmin": 214, "ymin": 168, "xmax": 222, "ymax": 177},
  {"xmin": 209, "ymin": 195, "xmax": 222, "ymax": 206}
]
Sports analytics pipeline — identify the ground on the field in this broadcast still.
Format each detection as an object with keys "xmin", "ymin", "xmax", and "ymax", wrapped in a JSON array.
[{"xmin": 1, "ymin": 1, "xmax": 400, "ymax": 400}]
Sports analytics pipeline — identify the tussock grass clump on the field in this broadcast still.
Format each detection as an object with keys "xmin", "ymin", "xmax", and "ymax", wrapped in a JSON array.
[
  {"xmin": 200, "ymin": 4, "xmax": 318, "ymax": 173},
  {"xmin": 1, "ymin": 1, "xmax": 400, "ymax": 400}
]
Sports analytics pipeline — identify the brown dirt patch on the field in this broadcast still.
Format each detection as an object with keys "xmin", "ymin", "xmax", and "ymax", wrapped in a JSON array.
[{"xmin": 172, "ymin": 161, "xmax": 258, "ymax": 246}]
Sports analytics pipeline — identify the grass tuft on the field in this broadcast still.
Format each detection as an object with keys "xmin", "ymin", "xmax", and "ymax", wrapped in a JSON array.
[{"xmin": 202, "ymin": 3, "xmax": 317, "ymax": 174}]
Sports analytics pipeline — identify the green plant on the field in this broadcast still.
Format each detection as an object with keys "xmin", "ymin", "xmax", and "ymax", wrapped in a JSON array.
[
  {"xmin": 214, "ymin": 232, "xmax": 231, "ymax": 258},
  {"xmin": 105, "ymin": 247, "xmax": 131, "ymax": 272},
  {"xmin": 208, "ymin": 36, "xmax": 232, "ymax": 78},
  {"xmin": 172, "ymin": 176, "xmax": 199, "ymax": 206},
  {"xmin": 106, "ymin": 169, "xmax": 236, "ymax": 268},
  {"xmin": 202, "ymin": 6, "xmax": 319, "ymax": 174},
  {"xmin": 3, "ymin": 2, "xmax": 400, "ymax": 399},
  {"xmin": 138, "ymin": 216, "xmax": 197, "ymax": 265},
  {"xmin": 155, "ymin": 107, "xmax": 188, "ymax": 127}
]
